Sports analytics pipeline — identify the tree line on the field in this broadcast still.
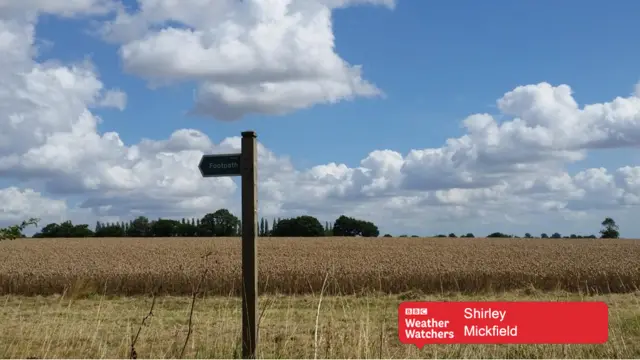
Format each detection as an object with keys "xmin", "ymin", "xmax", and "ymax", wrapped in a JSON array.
[
  {"xmin": 0, "ymin": 210, "xmax": 621, "ymax": 240},
  {"xmin": 26, "ymin": 210, "xmax": 380, "ymax": 238}
]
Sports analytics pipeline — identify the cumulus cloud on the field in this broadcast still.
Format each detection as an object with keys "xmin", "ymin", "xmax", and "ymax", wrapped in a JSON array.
[
  {"xmin": 0, "ymin": 0, "xmax": 640, "ymax": 237},
  {"xmin": 0, "ymin": 0, "xmax": 116, "ymax": 17},
  {"xmin": 0, "ymin": 187, "xmax": 67, "ymax": 224},
  {"xmin": 101, "ymin": 0, "xmax": 389, "ymax": 120}
]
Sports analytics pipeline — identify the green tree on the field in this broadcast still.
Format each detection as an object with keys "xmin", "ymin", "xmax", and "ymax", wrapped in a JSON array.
[
  {"xmin": 541, "ymin": 233, "xmax": 549, "ymax": 238},
  {"xmin": 448, "ymin": 233, "xmax": 457, "ymax": 238},
  {"xmin": 600, "ymin": 217, "xmax": 620, "ymax": 239},
  {"xmin": 332, "ymin": 215, "xmax": 379, "ymax": 237},
  {"xmin": 271, "ymin": 216, "xmax": 325, "ymax": 237},
  {"xmin": 551, "ymin": 232, "xmax": 562, "ymax": 239},
  {"xmin": 200, "ymin": 209, "xmax": 240, "ymax": 237},
  {"xmin": 487, "ymin": 232, "xmax": 509, "ymax": 238},
  {"xmin": 127, "ymin": 216, "xmax": 150, "ymax": 237},
  {"xmin": 0, "ymin": 218, "xmax": 39, "ymax": 240},
  {"xmin": 524, "ymin": 233, "xmax": 532, "ymax": 238},
  {"xmin": 150, "ymin": 219, "xmax": 180, "ymax": 237},
  {"xmin": 95, "ymin": 223, "xmax": 125, "ymax": 237},
  {"xmin": 33, "ymin": 221, "xmax": 94, "ymax": 238}
]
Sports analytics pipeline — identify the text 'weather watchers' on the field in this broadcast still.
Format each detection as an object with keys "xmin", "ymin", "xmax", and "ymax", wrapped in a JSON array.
[{"xmin": 398, "ymin": 301, "xmax": 608, "ymax": 347}]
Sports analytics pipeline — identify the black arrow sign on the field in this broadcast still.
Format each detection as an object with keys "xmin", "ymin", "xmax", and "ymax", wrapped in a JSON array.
[{"xmin": 198, "ymin": 153, "xmax": 242, "ymax": 177}]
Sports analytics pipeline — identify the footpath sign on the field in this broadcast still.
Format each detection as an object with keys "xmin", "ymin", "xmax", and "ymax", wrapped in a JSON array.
[
  {"xmin": 198, "ymin": 153, "xmax": 241, "ymax": 177},
  {"xmin": 199, "ymin": 131, "xmax": 258, "ymax": 359},
  {"xmin": 399, "ymin": 301, "xmax": 608, "ymax": 347}
]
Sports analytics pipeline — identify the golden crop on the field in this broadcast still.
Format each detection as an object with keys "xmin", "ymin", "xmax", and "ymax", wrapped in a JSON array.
[{"xmin": 0, "ymin": 237, "xmax": 638, "ymax": 296}]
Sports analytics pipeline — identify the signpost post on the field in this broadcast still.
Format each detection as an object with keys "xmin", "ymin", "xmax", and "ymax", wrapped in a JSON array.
[{"xmin": 198, "ymin": 131, "xmax": 258, "ymax": 359}]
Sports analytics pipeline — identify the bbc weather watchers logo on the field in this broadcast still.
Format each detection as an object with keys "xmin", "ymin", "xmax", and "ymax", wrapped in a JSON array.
[{"xmin": 405, "ymin": 307, "xmax": 428, "ymax": 316}]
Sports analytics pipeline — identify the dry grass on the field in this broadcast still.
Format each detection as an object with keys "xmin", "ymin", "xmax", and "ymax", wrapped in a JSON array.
[
  {"xmin": 1, "ymin": 291, "xmax": 639, "ymax": 358},
  {"xmin": 0, "ymin": 237, "xmax": 638, "ymax": 296}
]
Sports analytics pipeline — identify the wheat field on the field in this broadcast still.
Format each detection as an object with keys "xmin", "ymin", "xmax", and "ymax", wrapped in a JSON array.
[{"xmin": 1, "ymin": 237, "xmax": 639, "ymax": 296}]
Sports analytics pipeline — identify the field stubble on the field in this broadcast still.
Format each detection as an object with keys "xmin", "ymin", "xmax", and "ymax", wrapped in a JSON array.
[
  {"xmin": 0, "ymin": 237, "xmax": 639, "ymax": 296},
  {"xmin": 2, "ymin": 292, "xmax": 640, "ymax": 358}
]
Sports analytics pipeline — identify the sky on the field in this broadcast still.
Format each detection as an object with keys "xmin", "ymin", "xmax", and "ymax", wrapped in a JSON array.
[{"xmin": 1, "ymin": 0, "xmax": 639, "ymax": 238}]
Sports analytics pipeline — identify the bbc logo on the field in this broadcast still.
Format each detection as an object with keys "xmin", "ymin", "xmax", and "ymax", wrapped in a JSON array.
[{"xmin": 405, "ymin": 308, "xmax": 428, "ymax": 315}]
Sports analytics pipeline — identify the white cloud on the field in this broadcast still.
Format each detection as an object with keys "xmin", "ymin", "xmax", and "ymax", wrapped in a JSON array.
[
  {"xmin": 98, "ymin": 89, "xmax": 127, "ymax": 110},
  {"xmin": 101, "ymin": 0, "xmax": 389, "ymax": 120},
  {"xmin": 0, "ymin": 0, "xmax": 116, "ymax": 17},
  {"xmin": 0, "ymin": 1, "xmax": 639, "ymax": 237},
  {"xmin": 0, "ymin": 187, "xmax": 67, "ymax": 223}
]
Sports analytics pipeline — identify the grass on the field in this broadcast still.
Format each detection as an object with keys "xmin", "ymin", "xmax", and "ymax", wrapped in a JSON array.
[
  {"xmin": 0, "ymin": 291, "xmax": 639, "ymax": 358},
  {"xmin": 1, "ymin": 237, "xmax": 639, "ymax": 296}
]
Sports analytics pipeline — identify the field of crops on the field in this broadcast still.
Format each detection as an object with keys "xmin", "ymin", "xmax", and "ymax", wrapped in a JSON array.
[{"xmin": 1, "ymin": 237, "xmax": 639, "ymax": 296}]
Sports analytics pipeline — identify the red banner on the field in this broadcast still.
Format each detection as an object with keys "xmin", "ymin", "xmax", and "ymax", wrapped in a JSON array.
[{"xmin": 398, "ymin": 301, "xmax": 608, "ymax": 347}]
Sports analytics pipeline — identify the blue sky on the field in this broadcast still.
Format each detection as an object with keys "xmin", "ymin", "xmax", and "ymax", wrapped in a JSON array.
[
  {"xmin": 2, "ymin": 0, "xmax": 639, "ymax": 237},
  {"xmin": 35, "ymin": 0, "xmax": 640, "ymax": 169}
]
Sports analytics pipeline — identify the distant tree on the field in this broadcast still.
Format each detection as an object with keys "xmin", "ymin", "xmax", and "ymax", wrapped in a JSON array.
[
  {"xmin": 524, "ymin": 233, "xmax": 532, "ymax": 238},
  {"xmin": 265, "ymin": 219, "xmax": 270, "ymax": 236},
  {"xmin": 411, "ymin": 235, "xmax": 419, "ymax": 238},
  {"xmin": 150, "ymin": 219, "xmax": 180, "ymax": 237},
  {"xmin": 448, "ymin": 233, "xmax": 457, "ymax": 238},
  {"xmin": 200, "ymin": 209, "xmax": 240, "ymax": 237},
  {"xmin": 33, "ymin": 221, "xmax": 93, "ymax": 238},
  {"xmin": 324, "ymin": 221, "xmax": 333, "ymax": 236},
  {"xmin": 541, "ymin": 233, "xmax": 549, "ymax": 238},
  {"xmin": 271, "ymin": 215, "xmax": 324, "ymax": 237},
  {"xmin": 95, "ymin": 222, "xmax": 125, "ymax": 237},
  {"xmin": 0, "ymin": 218, "xmax": 39, "ymax": 240},
  {"xmin": 127, "ymin": 216, "xmax": 151, "ymax": 237},
  {"xmin": 332, "ymin": 215, "xmax": 379, "ymax": 237},
  {"xmin": 487, "ymin": 232, "xmax": 509, "ymax": 238},
  {"xmin": 435, "ymin": 234, "xmax": 447, "ymax": 238},
  {"xmin": 260, "ymin": 218, "xmax": 265, "ymax": 236},
  {"xmin": 551, "ymin": 232, "xmax": 562, "ymax": 239},
  {"xmin": 462, "ymin": 233, "xmax": 474, "ymax": 238},
  {"xmin": 600, "ymin": 217, "xmax": 620, "ymax": 239},
  {"xmin": 177, "ymin": 221, "xmax": 199, "ymax": 237},
  {"xmin": 570, "ymin": 234, "xmax": 578, "ymax": 239},
  {"xmin": 399, "ymin": 234, "xmax": 408, "ymax": 238},
  {"xmin": 383, "ymin": 234, "xmax": 392, "ymax": 237}
]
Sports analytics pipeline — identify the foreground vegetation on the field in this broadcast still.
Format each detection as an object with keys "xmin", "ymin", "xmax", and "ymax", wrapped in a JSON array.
[
  {"xmin": 1, "ymin": 291, "xmax": 639, "ymax": 358},
  {"xmin": 1, "ymin": 235, "xmax": 638, "ymax": 358},
  {"xmin": 0, "ymin": 237, "xmax": 638, "ymax": 296}
]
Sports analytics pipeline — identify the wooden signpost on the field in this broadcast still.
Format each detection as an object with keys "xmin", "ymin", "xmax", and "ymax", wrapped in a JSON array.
[{"xmin": 199, "ymin": 131, "xmax": 258, "ymax": 359}]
